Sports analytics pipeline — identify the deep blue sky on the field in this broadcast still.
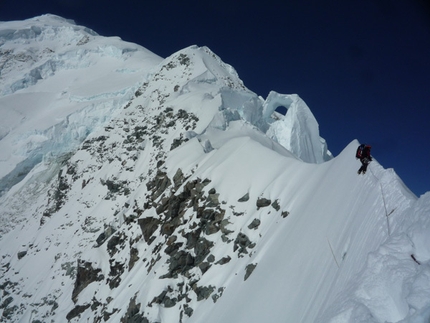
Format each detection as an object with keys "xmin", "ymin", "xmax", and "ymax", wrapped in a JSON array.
[{"xmin": 1, "ymin": 0, "xmax": 429, "ymax": 196}]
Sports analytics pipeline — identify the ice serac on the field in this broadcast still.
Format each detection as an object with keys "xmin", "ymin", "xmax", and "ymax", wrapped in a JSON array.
[
  {"xmin": 179, "ymin": 49, "xmax": 331, "ymax": 164},
  {"xmin": 264, "ymin": 91, "xmax": 332, "ymax": 163},
  {"xmin": 0, "ymin": 14, "xmax": 162, "ymax": 194}
]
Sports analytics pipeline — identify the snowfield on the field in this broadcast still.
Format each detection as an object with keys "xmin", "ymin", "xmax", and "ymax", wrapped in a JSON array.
[{"xmin": 0, "ymin": 14, "xmax": 429, "ymax": 323}]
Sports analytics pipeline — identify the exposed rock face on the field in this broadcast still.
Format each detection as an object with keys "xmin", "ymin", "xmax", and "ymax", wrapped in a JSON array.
[
  {"xmin": 121, "ymin": 296, "xmax": 148, "ymax": 323},
  {"xmin": 138, "ymin": 217, "xmax": 161, "ymax": 244},
  {"xmin": 72, "ymin": 260, "xmax": 104, "ymax": 303}
]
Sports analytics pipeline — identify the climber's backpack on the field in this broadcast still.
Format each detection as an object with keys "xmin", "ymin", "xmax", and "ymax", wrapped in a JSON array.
[{"xmin": 356, "ymin": 144, "xmax": 371, "ymax": 159}]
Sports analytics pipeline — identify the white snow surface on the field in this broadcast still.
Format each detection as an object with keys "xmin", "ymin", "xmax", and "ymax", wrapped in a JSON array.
[{"xmin": 0, "ymin": 14, "xmax": 429, "ymax": 323}]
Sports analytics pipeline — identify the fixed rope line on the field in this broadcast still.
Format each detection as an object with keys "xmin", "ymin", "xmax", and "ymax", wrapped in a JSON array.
[
  {"xmin": 327, "ymin": 237, "xmax": 340, "ymax": 269},
  {"xmin": 369, "ymin": 165, "xmax": 392, "ymax": 236}
]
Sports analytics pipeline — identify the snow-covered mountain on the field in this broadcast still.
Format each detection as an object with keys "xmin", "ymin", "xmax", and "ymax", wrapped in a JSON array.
[{"xmin": 0, "ymin": 15, "xmax": 429, "ymax": 323}]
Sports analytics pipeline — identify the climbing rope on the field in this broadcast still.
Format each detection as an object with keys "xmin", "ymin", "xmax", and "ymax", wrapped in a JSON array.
[{"xmin": 369, "ymin": 164, "xmax": 393, "ymax": 236}]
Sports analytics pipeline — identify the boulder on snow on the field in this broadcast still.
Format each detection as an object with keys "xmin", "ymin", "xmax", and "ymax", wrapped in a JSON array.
[
  {"xmin": 238, "ymin": 193, "xmax": 250, "ymax": 202},
  {"xmin": 248, "ymin": 218, "xmax": 261, "ymax": 230},
  {"xmin": 244, "ymin": 263, "xmax": 257, "ymax": 281},
  {"xmin": 256, "ymin": 197, "xmax": 271, "ymax": 209}
]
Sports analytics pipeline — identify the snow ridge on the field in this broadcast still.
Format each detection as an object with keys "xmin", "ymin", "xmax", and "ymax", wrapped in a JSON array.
[{"xmin": 0, "ymin": 15, "xmax": 429, "ymax": 323}]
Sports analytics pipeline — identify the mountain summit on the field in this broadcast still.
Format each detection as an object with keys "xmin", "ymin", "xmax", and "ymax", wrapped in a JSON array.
[{"xmin": 1, "ymin": 15, "xmax": 429, "ymax": 323}]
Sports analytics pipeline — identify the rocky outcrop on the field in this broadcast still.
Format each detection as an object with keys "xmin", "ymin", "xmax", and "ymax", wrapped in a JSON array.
[
  {"xmin": 72, "ymin": 260, "xmax": 104, "ymax": 303},
  {"xmin": 256, "ymin": 197, "xmax": 271, "ymax": 209},
  {"xmin": 121, "ymin": 296, "xmax": 148, "ymax": 323}
]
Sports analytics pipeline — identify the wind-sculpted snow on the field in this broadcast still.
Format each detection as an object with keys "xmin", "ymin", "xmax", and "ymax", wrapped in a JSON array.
[{"xmin": 0, "ymin": 14, "xmax": 429, "ymax": 323}]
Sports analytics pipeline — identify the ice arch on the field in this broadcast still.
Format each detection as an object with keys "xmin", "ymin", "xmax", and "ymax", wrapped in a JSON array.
[
  {"xmin": 275, "ymin": 105, "xmax": 288, "ymax": 116},
  {"xmin": 263, "ymin": 91, "xmax": 332, "ymax": 163}
]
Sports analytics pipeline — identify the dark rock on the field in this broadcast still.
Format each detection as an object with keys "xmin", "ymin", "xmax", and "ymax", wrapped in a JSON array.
[
  {"xmin": 194, "ymin": 285, "xmax": 215, "ymax": 301},
  {"xmin": 146, "ymin": 170, "xmax": 171, "ymax": 200},
  {"xmin": 153, "ymin": 289, "xmax": 167, "ymax": 304},
  {"xmin": 105, "ymin": 179, "xmax": 122, "ymax": 193},
  {"xmin": 168, "ymin": 250, "xmax": 195, "ymax": 276},
  {"xmin": 120, "ymin": 296, "xmax": 148, "ymax": 323},
  {"xmin": 107, "ymin": 235, "xmax": 120, "ymax": 252},
  {"xmin": 156, "ymin": 160, "xmax": 164, "ymax": 168},
  {"xmin": 244, "ymin": 263, "xmax": 257, "ymax": 281},
  {"xmin": 163, "ymin": 296, "xmax": 177, "ymax": 308},
  {"xmin": 248, "ymin": 218, "xmax": 261, "ymax": 230},
  {"xmin": 177, "ymin": 109, "xmax": 189, "ymax": 119},
  {"xmin": 164, "ymin": 242, "xmax": 183, "ymax": 256},
  {"xmin": 104, "ymin": 309, "xmax": 119, "ymax": 322},
  {"xmin": 199, "ymin": 262, "xmax": 211, "ymax": 274},
  {"xmin": 17, "ymin": 251, "xmax": 27, "ymax": 259},
  {"xmin": 91, "ymin": 298, "xmax": 102, "ymax": 310},
  {"xmin": 271, "ymin": 199, "xmax": 281, "ymax": 211},
  {"xmin": 256, "ymin": 197, "xmax": 271, "ymax": 208},
  {"xmin": 66, "ymin": 304, "xmax": 90, "ymax": 320},
  {"xmin": 152, "ymin": 288, "xmax": 177, "ymax": 308},
  {"xmin": 194, "ymin": 237, "xmax": 214, "ymax": 264},
  {"xmin": 282, "ymin": 211, "xmax": 290, "ymax": 218},
  {"xmin": 201, "ymin": 139, "xmax": 213, "ymax": 153},
  {"xmin": 220, "ymin": 219, "xmax": 233, "ymax": 235},
  {"xmin": 160, "ymin": 218, "xmax": 182, "ymax": 236},
  {"xmin": 129, "ymin": 248, "xmax": 139, "ymax": 271},
  {"xmin": 215, "ymin": 256, "xmax": 231, "ymax": 265},
  {"xmin": 183, "ymin": 304, "xmax": 193, "ymax": 317},
  {"xmin": 233, "ymin": 233, "xmax": 256, "ymax": 256},
  {"xmin": 211, "ymin": 287, "xmax": 225, "ymax": 303},
  {"xmin": 72, "ymin": 260, "xmax": 104, "ymax": 303},
  {"xmin": 173, "ymin": 168, "xmax": 184, "ymax": 188},
  {"xmin": 108, "ymin": 261, "xmax": 125, "ymax": 289},
  {"xmin": 170, "ymin": 136, "xmax": 189, "ymax": 150},
  {"xmin": 0, "ymin": 296, "xmax": 13, "ymax": 309},
  {"xmin": 238, "ymin": 193, "xmax": 249, "ymax": 202},
  {"xmin": 166, "ymin": 235, "xmax": 177, "ymax": 245},
  {"xmin": 198, "ymin": 208, "xmax": 225, "ymax": 235},
  {"xmin": 95, "ymin": 225, "xmax": 116, "ymax": 247},
  {"xmin": 184, "ymin": 229, "xmax": 201, "ymax": 249},
  {"xmin": 163, "ymin": 193, "xmax": 188, "ymax": 219},
  {"xmin": 138, "ymin": 217, "xmax": 161, "ymax": 244},
  {"xmin": 106, "ymin": 232, "xmax": 126, "ymax": 257},
  {"xmin": 206, "ymin": 193, "xmax": 219, "ymax": 207}
]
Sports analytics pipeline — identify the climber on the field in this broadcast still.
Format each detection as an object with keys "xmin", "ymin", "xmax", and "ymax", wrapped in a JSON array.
[{"xmin": 356, "ymin": 144, "xmax": 372, "ymax": 175}]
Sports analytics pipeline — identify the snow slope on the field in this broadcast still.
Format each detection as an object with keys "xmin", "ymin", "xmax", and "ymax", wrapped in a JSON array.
[{"xmin": 0, "ymin": 15, "xmax": 429, "ymax": 323}]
